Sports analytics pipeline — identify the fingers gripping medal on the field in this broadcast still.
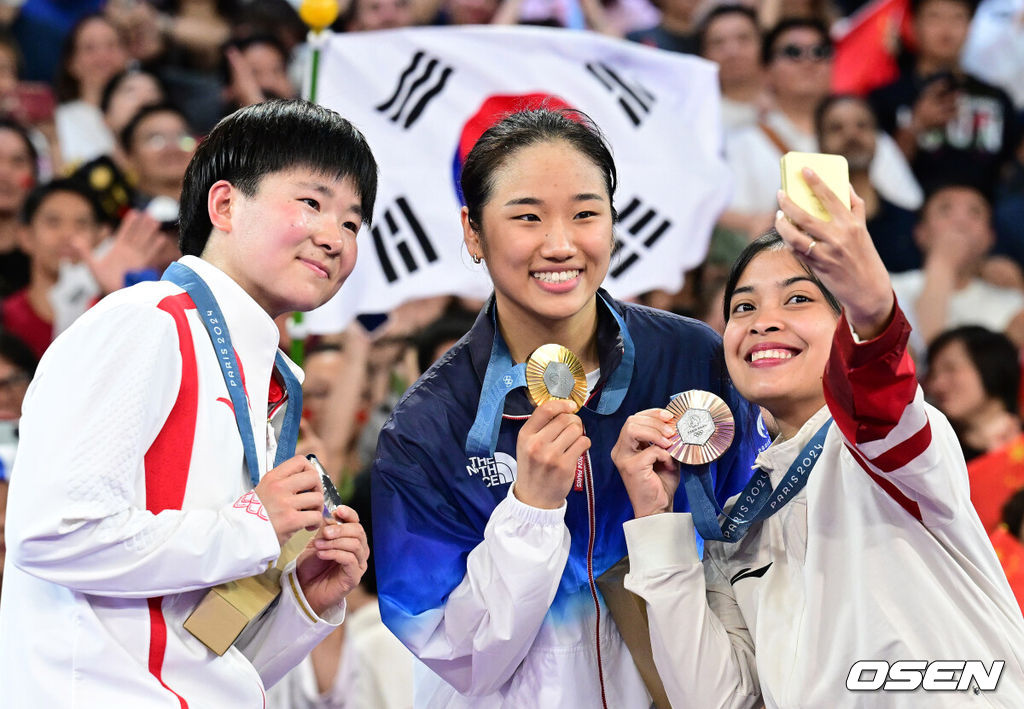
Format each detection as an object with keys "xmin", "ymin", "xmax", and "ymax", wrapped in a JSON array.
[
  {"xmin": 665, "ymin": 390, "xmax": 735, "ymax": 464},
  {"xmin": 525, "ymin": 344, "xmax": 587, "ymax": 412}
]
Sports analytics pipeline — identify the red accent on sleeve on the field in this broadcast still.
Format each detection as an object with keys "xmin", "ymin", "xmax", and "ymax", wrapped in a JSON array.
[
  {"xmin": 846, "ymin": 443, "xmax": 923, "ymax": 522},
  {"xmin": 824, "ymin": 301, "xmax": 916, "ymax": 446},
  {"xmin": 864, "ymin": 419, "xmax": 933, "ymax": 473},
  {"xmin": 146, "ymin": 293, "xmax": 198, "ymax": 513}
]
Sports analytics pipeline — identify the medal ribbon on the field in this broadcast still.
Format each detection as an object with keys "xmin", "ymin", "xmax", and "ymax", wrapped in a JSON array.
[
  {"xmin": 684, "ymin": 419, "xmax": 831, "ymax": 543},
  {"xmin": 464, "ymin": 292, "xmax": 635, "ymax": 459},
  {"xmin": 163, "ymin": 262, "xmax": 303, "ymax": 488}
]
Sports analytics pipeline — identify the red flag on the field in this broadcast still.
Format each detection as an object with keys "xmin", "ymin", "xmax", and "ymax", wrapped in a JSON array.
[
  {"xmin": 990, "ymin": 526, "xmax": 1024, "ymax": 611},
  {"xmin": 967, "ymin": 433, "xmax": 1024, "ymax": 533},
  {"xmin": 831, "ymin": 0, "xmax": 914, "ymax": 95}
]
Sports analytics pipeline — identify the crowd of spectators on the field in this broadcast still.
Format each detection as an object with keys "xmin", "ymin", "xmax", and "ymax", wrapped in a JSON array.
[{"xmin": 0, "ymin": 0, "xmax": 1021, "ymax": 706}]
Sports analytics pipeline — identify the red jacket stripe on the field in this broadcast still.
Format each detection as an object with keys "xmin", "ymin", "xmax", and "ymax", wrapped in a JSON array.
[
  {"xmin": 846, "ymin": 443, "xmax": 923, "ymax": 521},
  {"xmin": 144, "ymin": 291, "xmax": 198, "ymax": 708}
]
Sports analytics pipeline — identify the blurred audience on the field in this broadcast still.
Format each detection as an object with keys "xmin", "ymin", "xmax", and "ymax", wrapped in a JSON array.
[
  {"xmin": 925, "ymin": 327, "xmax": 1024, "ymax": 530},
  {"xmin": 119, "ymin": 102, "xmax": 195, "ymax": 208},
  {"xmin": 697, "ymin": 4, "xmax": 768, "ymax": 132},
  {"xmin": 53, "ymin": 14, "xmax": 130, "ymax": 167},
  {"xmin": 869, "ymin": 0, "xmax": 1020, "ymax": 197},
  {"xmin": 815, "ymin": 94, "xmax": 920, "ymax": 272},
  {"xmin": 891, "ymin": 184, "xmax": 1024, "ymax": 353},
  {"xmin": 1, "ymin": 178, "xmax": 108, "ymax": 358},
  {"xmin": 0, "ymin": 119, "xmax": 37, "ymax": 298}
]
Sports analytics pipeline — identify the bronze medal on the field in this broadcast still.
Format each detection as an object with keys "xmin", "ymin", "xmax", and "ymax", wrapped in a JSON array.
[
  {"xmin": 665, "ymin": 390, "xmax": 735, "ymax": 464},
  {"xmin": 525, "ymin": 343, "xmax": 587, "ymax": 412}
]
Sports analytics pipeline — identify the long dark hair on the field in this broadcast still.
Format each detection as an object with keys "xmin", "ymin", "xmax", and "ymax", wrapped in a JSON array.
[{"xmin": 722, "ymin": 230, "xmax": 842, "ymax": 323}]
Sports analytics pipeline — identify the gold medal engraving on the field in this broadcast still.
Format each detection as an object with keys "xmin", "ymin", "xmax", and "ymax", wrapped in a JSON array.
[{"xmin": 525, "ymin": 344, "xmax": 587, "ymax": 412}]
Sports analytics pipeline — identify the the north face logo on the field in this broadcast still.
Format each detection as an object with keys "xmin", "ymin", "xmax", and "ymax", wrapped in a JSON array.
[{"xmin": 466, "ymin": 451, "xmax": 517, "ymax": 487}]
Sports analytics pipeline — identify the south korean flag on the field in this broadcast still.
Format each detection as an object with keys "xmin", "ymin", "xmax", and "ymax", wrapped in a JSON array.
[{"xmin": 306, "ymin": 25, "xmax": 732, "ymax": 332}]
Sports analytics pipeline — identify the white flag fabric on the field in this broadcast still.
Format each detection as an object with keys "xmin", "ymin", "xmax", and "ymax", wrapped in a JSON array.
[{"xmin": 306, "ymin": 25, "xmax": 731, "ymax": 333}]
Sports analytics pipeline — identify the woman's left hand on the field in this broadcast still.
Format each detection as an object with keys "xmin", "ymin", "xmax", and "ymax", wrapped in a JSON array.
[{"xmin": 775, "ymin": 170, "xmax": 895, "ymax": 340}]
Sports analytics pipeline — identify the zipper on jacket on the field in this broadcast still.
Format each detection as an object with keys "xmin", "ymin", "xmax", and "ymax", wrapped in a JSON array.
[{"xmin": 582, "ymin": 448, "xmax": 609, "ymax": 709}]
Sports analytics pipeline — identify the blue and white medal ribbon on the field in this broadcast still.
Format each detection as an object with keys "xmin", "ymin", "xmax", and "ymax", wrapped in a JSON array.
[
  {"xmin": 684, "ymin": 419, "xmax": 831, "ymax": 543},
  {"xmin": 163, "ymin": 262, "xmax": 303, "ymax": 488}
]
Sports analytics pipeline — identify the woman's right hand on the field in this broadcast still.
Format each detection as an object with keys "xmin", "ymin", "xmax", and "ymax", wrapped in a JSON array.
[
  {"xmin": 514, "ymin": 400, "xmax": 590, "ymax": 509},
  {"xmin": 611, "ymin": 409, "xmax": 680, "ymax": 518}
]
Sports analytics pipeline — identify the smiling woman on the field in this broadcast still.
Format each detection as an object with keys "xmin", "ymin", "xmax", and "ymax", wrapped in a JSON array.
[
  {"xmin": 371, "ymin": 108, "xmax": 767, "ymax": 708},
  {"xmin": 616, "ymin": 170, "xmax": 1024, "ymax": 708}
]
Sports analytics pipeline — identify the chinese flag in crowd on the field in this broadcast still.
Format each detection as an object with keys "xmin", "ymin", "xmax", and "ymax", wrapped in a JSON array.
[{"xmin": 832, "ymin": 0, "xmax": 915, "ymax": 95}]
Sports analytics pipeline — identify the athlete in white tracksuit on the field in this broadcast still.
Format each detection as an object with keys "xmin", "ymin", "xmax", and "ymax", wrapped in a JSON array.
[
  {"xmin": 0, "ymin": 100, "xmax": 377, "ymax": 707},
  {"xmin": 614, "ymin": 175, "xmax": 1024, "ymax": 708}
]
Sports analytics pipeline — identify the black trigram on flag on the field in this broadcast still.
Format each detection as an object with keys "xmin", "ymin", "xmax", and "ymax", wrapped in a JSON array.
[
  {"xmin": 609, "ymin": 197, "xmax": 671, "ymax": 279},
  {"xmin": 585, "ymin": 62, "xmax": 656, "ymax": 127},
  {"xmin": 376, "ymin": 50, "xmax": 454, "ymax": 129},
  {"xmin": 371, "ymin": 197, "xmax": 439, "ymax": 283}
]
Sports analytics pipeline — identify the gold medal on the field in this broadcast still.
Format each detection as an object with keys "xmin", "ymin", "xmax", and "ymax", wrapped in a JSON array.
[
  {"xmin": 525, "ymin": 344, "xmax": 587, "ymax": 412},
  {"xmin": 665, "ymin": 390, "xmax": 735, "ymax": 465}
]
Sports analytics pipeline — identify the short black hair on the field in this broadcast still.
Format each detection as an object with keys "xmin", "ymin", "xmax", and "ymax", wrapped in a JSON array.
[
  {"xmin": 0, "ymin": 118, "xmax": 38, "ymax": 180},
  {"xmin": 762, "ymin": 17, "xmax": 832, "ymax": 66},
  {"xmin": 178, "ymin": 99, "xmax": 378, "ymax": 257},
  {"xmin": 119, "ymin": 102, "xmax": 190, "ymax": 154},
  {"xmin": 723, "ymin": 229, "xmax": 842, "ymax": 323},
  {"xmin": 460, "ymin": 107, "xmax": 617, "ymax": 233},
  {"xmin": 697, "ymin": 4, "xmax": 760, "ymax": 57},
  {"xmin": 20, "ymin": 178, "xmax": 106, "ymax": 227},
  {"xmin": 414, "ymin": 307, "xmax": 476, "ymax": 374},
  {"xmin": 927, "ymin": 325, "xmax": 1020, "ymax": 415}
]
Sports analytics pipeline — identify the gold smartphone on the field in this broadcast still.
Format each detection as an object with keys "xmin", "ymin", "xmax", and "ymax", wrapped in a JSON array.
[{"xmin": 780, "ymin": 151, "xmax": 850, "ymax": 222}]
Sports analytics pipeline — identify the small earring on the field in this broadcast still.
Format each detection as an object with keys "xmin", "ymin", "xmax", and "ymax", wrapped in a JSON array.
[{"xmin": 472, "ymin": 253, "xmax": 482, "ymax": 264}]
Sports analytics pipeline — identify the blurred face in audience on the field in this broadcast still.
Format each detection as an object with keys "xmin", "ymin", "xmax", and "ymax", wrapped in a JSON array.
[
  {"xmin": 350, "ymin": 0, "xmax": 414, "ymax": 31},
  {"xmin": 914, "ymin": 0, "xmax": 971, "ymax": 67},
  {"xmin": 70, "ymin": 17, "xmax": 129, "ymax": 96},
  {"xmin": 767, "ymin": 27, "xmax": 832, "ymax": 102},
  {"xmin": 20, "ymin": 190, "xmax": 104, "ymax": 280},
  {"xmin": 104, "ymin": 72, "xmax": 164, "ymax": 136},
  {"xmin": 0, "ymin": 356, "xmax": 29, "ymax": 422},
  {"xmin": 702, "ymin": 12, "xmax": 762, "ymax": 90},
  {"xmin": 241, "ymin": 43, "xmax": 296, "ymax": 100},
  {"xmin": 128, "ymin": 110, "xmax": 196, "ymax": 196},
  {"xmin": 303, "ymin": 347, "xmax": 344, "ymax": 432},
  {"xmin": 925, "ymin": 339, "xmax": 990, "ymax": 422},
  {"xmin": 914, "ymin": 186, "xmax": 993, "ymax": 258},
  {"xmin": 0, "ymin": 129, "xmax": 34, "ymax": 218},
  {"xmin": 445, "ymin": 0, "xmax": 499, "ymax": 25},
  {"xmin": 817, "ymin": 98, "xmax": 877, "ymax": 172}
]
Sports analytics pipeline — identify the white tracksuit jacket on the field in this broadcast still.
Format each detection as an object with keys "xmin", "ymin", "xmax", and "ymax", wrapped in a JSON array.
[
  {"xmin": 0, "ymin": 256, "xmax": 344, "ymax": 707},
  {"xmin": 624, "ymin": 305, "xmax": 1024, "ymax": 708}
]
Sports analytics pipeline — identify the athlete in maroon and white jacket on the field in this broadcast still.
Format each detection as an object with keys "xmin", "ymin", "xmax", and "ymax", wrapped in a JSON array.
[{"xmin": 614, "ymin": 172, "xmax": 1024, "ymax": 708}]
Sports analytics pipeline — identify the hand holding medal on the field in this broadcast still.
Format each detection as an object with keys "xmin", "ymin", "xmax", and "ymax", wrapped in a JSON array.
[
  {"xmin": 612, "ymin": 391, "xmax": 735, "ymax": 519},
  {"xmin": 514, "ymin": 344, "xmax": 591, "ymax": 510}
]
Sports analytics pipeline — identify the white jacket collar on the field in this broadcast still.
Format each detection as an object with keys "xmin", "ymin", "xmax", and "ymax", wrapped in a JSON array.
[{"xmin": 754, "ymin": 405, "xmax": 831, "ymax": 485}]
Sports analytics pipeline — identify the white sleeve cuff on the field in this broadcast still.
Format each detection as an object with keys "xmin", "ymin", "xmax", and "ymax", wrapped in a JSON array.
[
  {"xmin": 504, "ymin": 483, "xmax": 568, "ymax": 526},
  {"xmin": 623, "ymin": 513, "xmax": 701, "ymax": 574}
]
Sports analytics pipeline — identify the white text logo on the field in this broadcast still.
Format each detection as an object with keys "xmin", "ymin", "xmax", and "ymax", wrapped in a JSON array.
[{"xmin": 846, "ymin": 660, "xmax": 1004, "ymax": 692}]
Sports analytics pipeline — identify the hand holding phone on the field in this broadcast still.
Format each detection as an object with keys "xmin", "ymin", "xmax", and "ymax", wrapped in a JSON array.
[{"xmin": 779, "ymin": 151, "xmax": 850, "ymax": 222}]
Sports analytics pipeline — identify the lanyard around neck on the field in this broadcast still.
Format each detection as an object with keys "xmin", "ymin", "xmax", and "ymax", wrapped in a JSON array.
[
  {"xmin": 464, "ymin": 292, "xmax": 635, "ymax": 459},
  {"xmin": 684, "ymin": 418, "xmax": 831, "ymax": 543},
  {"xmin": 162, "ymin": 262, "xmax": 303, "ymax": 487}
]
